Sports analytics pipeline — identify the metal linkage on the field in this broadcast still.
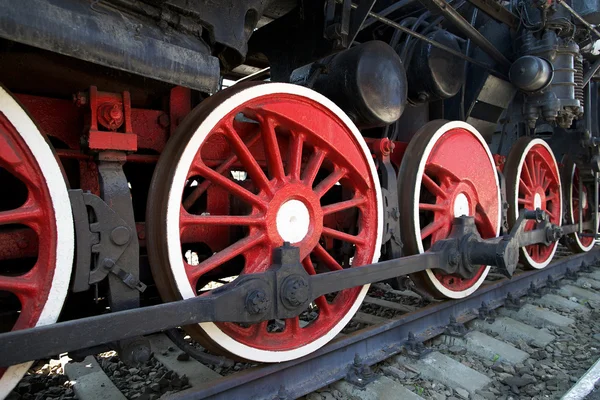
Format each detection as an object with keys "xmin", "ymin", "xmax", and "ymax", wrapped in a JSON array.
[
  {"xmin": 0, "ymin": 209, "xmax": 582, "ymax": 367},
  {"xmin": 417, "ymin": 0, "xmax": 512, "ymax": 68},
  {"xmin": 343, "ymin": 1, "xmax": 505, "ymax": 76}
]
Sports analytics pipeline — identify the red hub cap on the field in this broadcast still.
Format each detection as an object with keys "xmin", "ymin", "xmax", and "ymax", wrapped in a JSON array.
[
  {"xmin": 505, "ymin": 137, "xmax": 561, "ymax": 269},
  {"xmin": 399, "ymin": 121, "xmax": 500, "ymax": 299},
  {"xmin": 147, "ymin": 82, "xmax": 382, "ymax": 361}
]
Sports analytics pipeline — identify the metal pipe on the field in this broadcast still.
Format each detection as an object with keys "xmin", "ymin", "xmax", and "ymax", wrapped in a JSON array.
[
  {"xmin": 557, "ymin": 0, "xmax": 600, "ymax": 39},
  {"xmin": 361, "ymin": 0, "xmax": 418, "ymax": 30},
  {"xmin": 234, "ymin": 67, "xmax": 271, "ymax": 84},
  {"xmin": 416, "ymin": 0, "xmax": 511, "ymax": 68},
  {"xmin": 347, "ymin": 2, "xmax": 507, "ymax": 77}
]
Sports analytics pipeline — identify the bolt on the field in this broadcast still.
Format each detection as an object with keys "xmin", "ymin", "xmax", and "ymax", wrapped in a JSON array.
[
  {"xmin": 73, "ymin": 92, "xmax": 87, "ymax": 107},
  {"xmin": 380, "ymin": 138, "xmax": 392, "ymax": 156},
  {"xmin": 158, "ymin": 113, "xmax": 170, "ymax": 129},
  {"xmin": 109, "ymin": 104, "xmax": 122, "ymax": 121},
  {"xmin": 103, "ymin": 258, "xmax": 116, "ymax": 270},
  {"xmin": 448, "ymin": 249, "xmax": 460, "ymax": 267},
  {"xmin": 110, "ymin": 226, "xmax": 131, "ymax": 246},
  {"xmin": 246, "ymin": 290, "xmax": 270, "ymax": 315},
  {"xmin": 283, "ymin": 276, "xmax": 309, "ymax": 307}
]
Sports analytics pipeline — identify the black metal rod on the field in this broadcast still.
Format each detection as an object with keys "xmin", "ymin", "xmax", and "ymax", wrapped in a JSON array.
[
  {"xmin": 584, "ymin": 58, "xmax": 600, "ymax": 87},
  {"xmin": 558, "ymin": 0, "xmax": 600, "ymax": 38},
  {"xmin": 361, "ymin": 0, "xmax": 418, "ymax": 30},
  {"xmin": 348, "ymin": 2, "xmax": 508, "ymax": 77},
  {"xmin": 311, "ymin": 252, "xmax": 443, "ymax": 298},
  {"xmin": 416, "ymin": 0, "xmax": 511, "ymax": 68}
]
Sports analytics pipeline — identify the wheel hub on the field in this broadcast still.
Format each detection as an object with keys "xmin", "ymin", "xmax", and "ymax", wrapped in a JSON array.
[
  {"xmin": 534, "ymin": 192, "xmax": 542, "ymax": 210},
  {"xmin": 276, "ymin": 200, "xmax": 310, "ymax": 243},
  {"xmin": 453, "ymin": 192, "xmax": 470, "ymax": 217}
]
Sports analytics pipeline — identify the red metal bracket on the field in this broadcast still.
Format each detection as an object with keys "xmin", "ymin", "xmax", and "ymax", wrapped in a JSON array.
[{"xmin": 83, "ymin": 86, "xmax": 137, "ymax": 152}]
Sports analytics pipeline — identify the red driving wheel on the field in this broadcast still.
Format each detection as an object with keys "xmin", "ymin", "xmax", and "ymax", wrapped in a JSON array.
[
  {"xmin": 146, "ymin": 82, "xmax": 382, "ymax": 362},
  {"xmin": 0, "ymin": 86, "xmax": 74, "ymax": 397},
  {"xmin": 504, "ymin": 137, "xmax": 562, "ymax": 269},
  {"xmin": 398, "ymin": 120, "xmax": 501, "ymax": 299},
  {"xmin": 562, "ymin": 157, "xmax": 595, "ymax": 252}
]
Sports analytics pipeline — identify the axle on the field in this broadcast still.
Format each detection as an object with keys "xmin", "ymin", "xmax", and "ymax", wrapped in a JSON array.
[{"xmin": 0, "ymin": 209, "xmax": 577, "ymax": 367}]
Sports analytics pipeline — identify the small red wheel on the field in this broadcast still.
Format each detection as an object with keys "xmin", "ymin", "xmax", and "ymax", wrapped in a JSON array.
[
  {"xmin": 562, "ymin": 157, "xmax": 596, "ymax": 253},
  {"xmin": 504, "ymin": 137, "xmax": 562, "ymax": 269},
  {"xmin": 0, "ymin": 86, "xmax": 74, "ymax": 396},
  {"xmin": 398, "ymin": 120, "xmax": 501, "ymax": 299},
  {"xmin": 146, "ymin": 82, "xmax": 382, "ymax": 362}
]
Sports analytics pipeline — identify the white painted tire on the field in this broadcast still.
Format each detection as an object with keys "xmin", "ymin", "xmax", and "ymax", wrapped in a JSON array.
[
  {"xmin": 402, "ymin": 120, "xmax": 501, "ymax": 299},
  {"xmin": 154, "ymin": 82, "xmax": 382, "ymax": 362},
  {"xmin": 0, "ymin": 86, "xmax": 74, "ymax": 399},
  {"xmin": 508, "ymin": 138, "xmax": 561, "ymax": 269}
]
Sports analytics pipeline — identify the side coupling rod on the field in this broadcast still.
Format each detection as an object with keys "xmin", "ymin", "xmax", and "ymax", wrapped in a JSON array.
[{"xmin": 0, "ymin": 209, "xmax": 568, "ymax": 367}]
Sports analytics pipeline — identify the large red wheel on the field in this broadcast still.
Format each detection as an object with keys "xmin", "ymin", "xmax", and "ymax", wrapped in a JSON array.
[
  {"xmin": 504, "ymin": 137, "xmax": 562, "ymax": 269},
  {"xmin": 146, "ymin": 82, "xmax": 382, "ymax": 362},
  {"xmin": 562, "ymin": 158, "xmax": 596, "ymax": 253},
  {"xmin": 398, "ymin": 120, "xmax": 501, "ymax": 299},
  {"xmin": 0, "ymin": 86, "xmax": 74, "ymax": 397}
]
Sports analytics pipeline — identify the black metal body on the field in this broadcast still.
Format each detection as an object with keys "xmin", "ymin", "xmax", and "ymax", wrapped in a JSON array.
[{"xmin": 0, "ymin": 0, "xmax": 219, "ymax": 92}]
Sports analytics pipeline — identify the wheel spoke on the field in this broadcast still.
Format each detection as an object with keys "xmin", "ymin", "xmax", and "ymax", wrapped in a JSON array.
[
  {"xmin": 421, "ymin": 218, "xmax": 446, "ymax": 240},
  {"xmin": 534, "ymin": 160, "xmax": 542, "ymax": 185},
  {"xmin": 180, "ymin": 210, "xmax": 265, "ymax": 227},
  {"xmin": 0, "ymin": 205, "xmax": 42, "ymax": 226},
  {"xmin": 259, "ymin": 116, "xmax": 285, "ymax": 181},
  {"xmin": 222, "ymin": 123, "xmax": 272, "ymax": 195},
  {"xmin": 322, "ymin": 197, "xmax": 365, "ymax": 215},
  {"xmin": 546, "ymin": 192, "xmax": 557, "ymax": 202},
  {"xmin": 250, "ymin": 320, "xmax": 269, "ymax": 339},
  {"xmin": 186, "ymin": 233, "xmax": 266, "ymax": 284},
  {"xmin": 183, "ymin": 132, "xmax": 261, "ymax": 210},
  {"xmin": 313, "ymin": 244, "xmax": 343, "ymax": 271},
  {"xmin": 302, "ymin": 149, "xmax": 325, "ymax": 186},
  {"xmin": 519, "ymin": 178, "xmax": 532, "ymax": 196},
  {"xmin": 191, "ymin": 161, "xmax": 267, "ymax": 209},
  {"xmin": 522, "ymin": 159, "xmax": 534, "ymax": 186},
  {"xmin": 422, "ymin": 173, "xmax": 447, "ymax": 199},
  {"xmin": 518, "ymin": 197, "xmax": 532, "ymax": 206},
  {"xmin": 419, "ymin": 203, "xmax": 445, "ymax": 212},
  {"xmin": 314, "ymin": 168, "xmax": 346, "ymax": 198},
  {"xmin": 288, "ymin": 133, "xmax": 304, "ymax": 181},
  {"xmin": 526, "ymin": 156, "xmax": 537, "ymax": 185},
  {"xmin": 285, "ymin": 317, "xmax": 300, "ymax": 334},
  {"xmin": 321, "ymin": 227, "xmax": 365, "ymax": 245},
  {"xmin": 546, "ymin": 209, "xmax": 558, "ymax": 221},
  {"xmin": 0, "ymin": 274, "xmax": 38, "ymax": 297}
]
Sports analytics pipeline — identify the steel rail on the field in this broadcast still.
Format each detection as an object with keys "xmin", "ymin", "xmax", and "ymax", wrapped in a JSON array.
[{"xmin": 169, "ymin": 249, "xmax": 600, "ymax": 400}]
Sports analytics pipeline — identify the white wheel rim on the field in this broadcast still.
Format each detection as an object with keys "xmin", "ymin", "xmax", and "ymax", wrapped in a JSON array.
[
  {"xmin": 0, "ymin": 87, "xmax": 74, "ymax": 398},
  {"xmin": 512, "ymin": 138, "xmax": 561, "ymax": 269},
  {"xmin": 412, "ymin": 121, "xmax": 501, "ymax": 299},
  {"xmin": 163, "ymin": 83, "xmax": 382, "ymax": 362}
]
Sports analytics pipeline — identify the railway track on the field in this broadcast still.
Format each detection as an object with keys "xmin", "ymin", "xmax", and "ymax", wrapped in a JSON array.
[{"xmin": 17, "ymin": 247, "xmax": 598, "ymax": 400}]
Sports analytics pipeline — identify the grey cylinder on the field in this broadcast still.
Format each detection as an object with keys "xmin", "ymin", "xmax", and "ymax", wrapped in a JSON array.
[{"xmin": 509, "ymin": 56, "xmax": 553, "ymax": 92}]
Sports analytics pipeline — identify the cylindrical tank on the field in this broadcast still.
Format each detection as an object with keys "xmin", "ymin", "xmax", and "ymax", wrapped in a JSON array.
[
  {"xmin": 509, "ymin": 56, "xmax": 553, "ymax": 92},
  {"xmin": 406, "ymin": 30, "xmax": 463, "ymax": 103},
  {"xmin": 290, "ymin": 41, "xmax": 408, "ymax": 129}
]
